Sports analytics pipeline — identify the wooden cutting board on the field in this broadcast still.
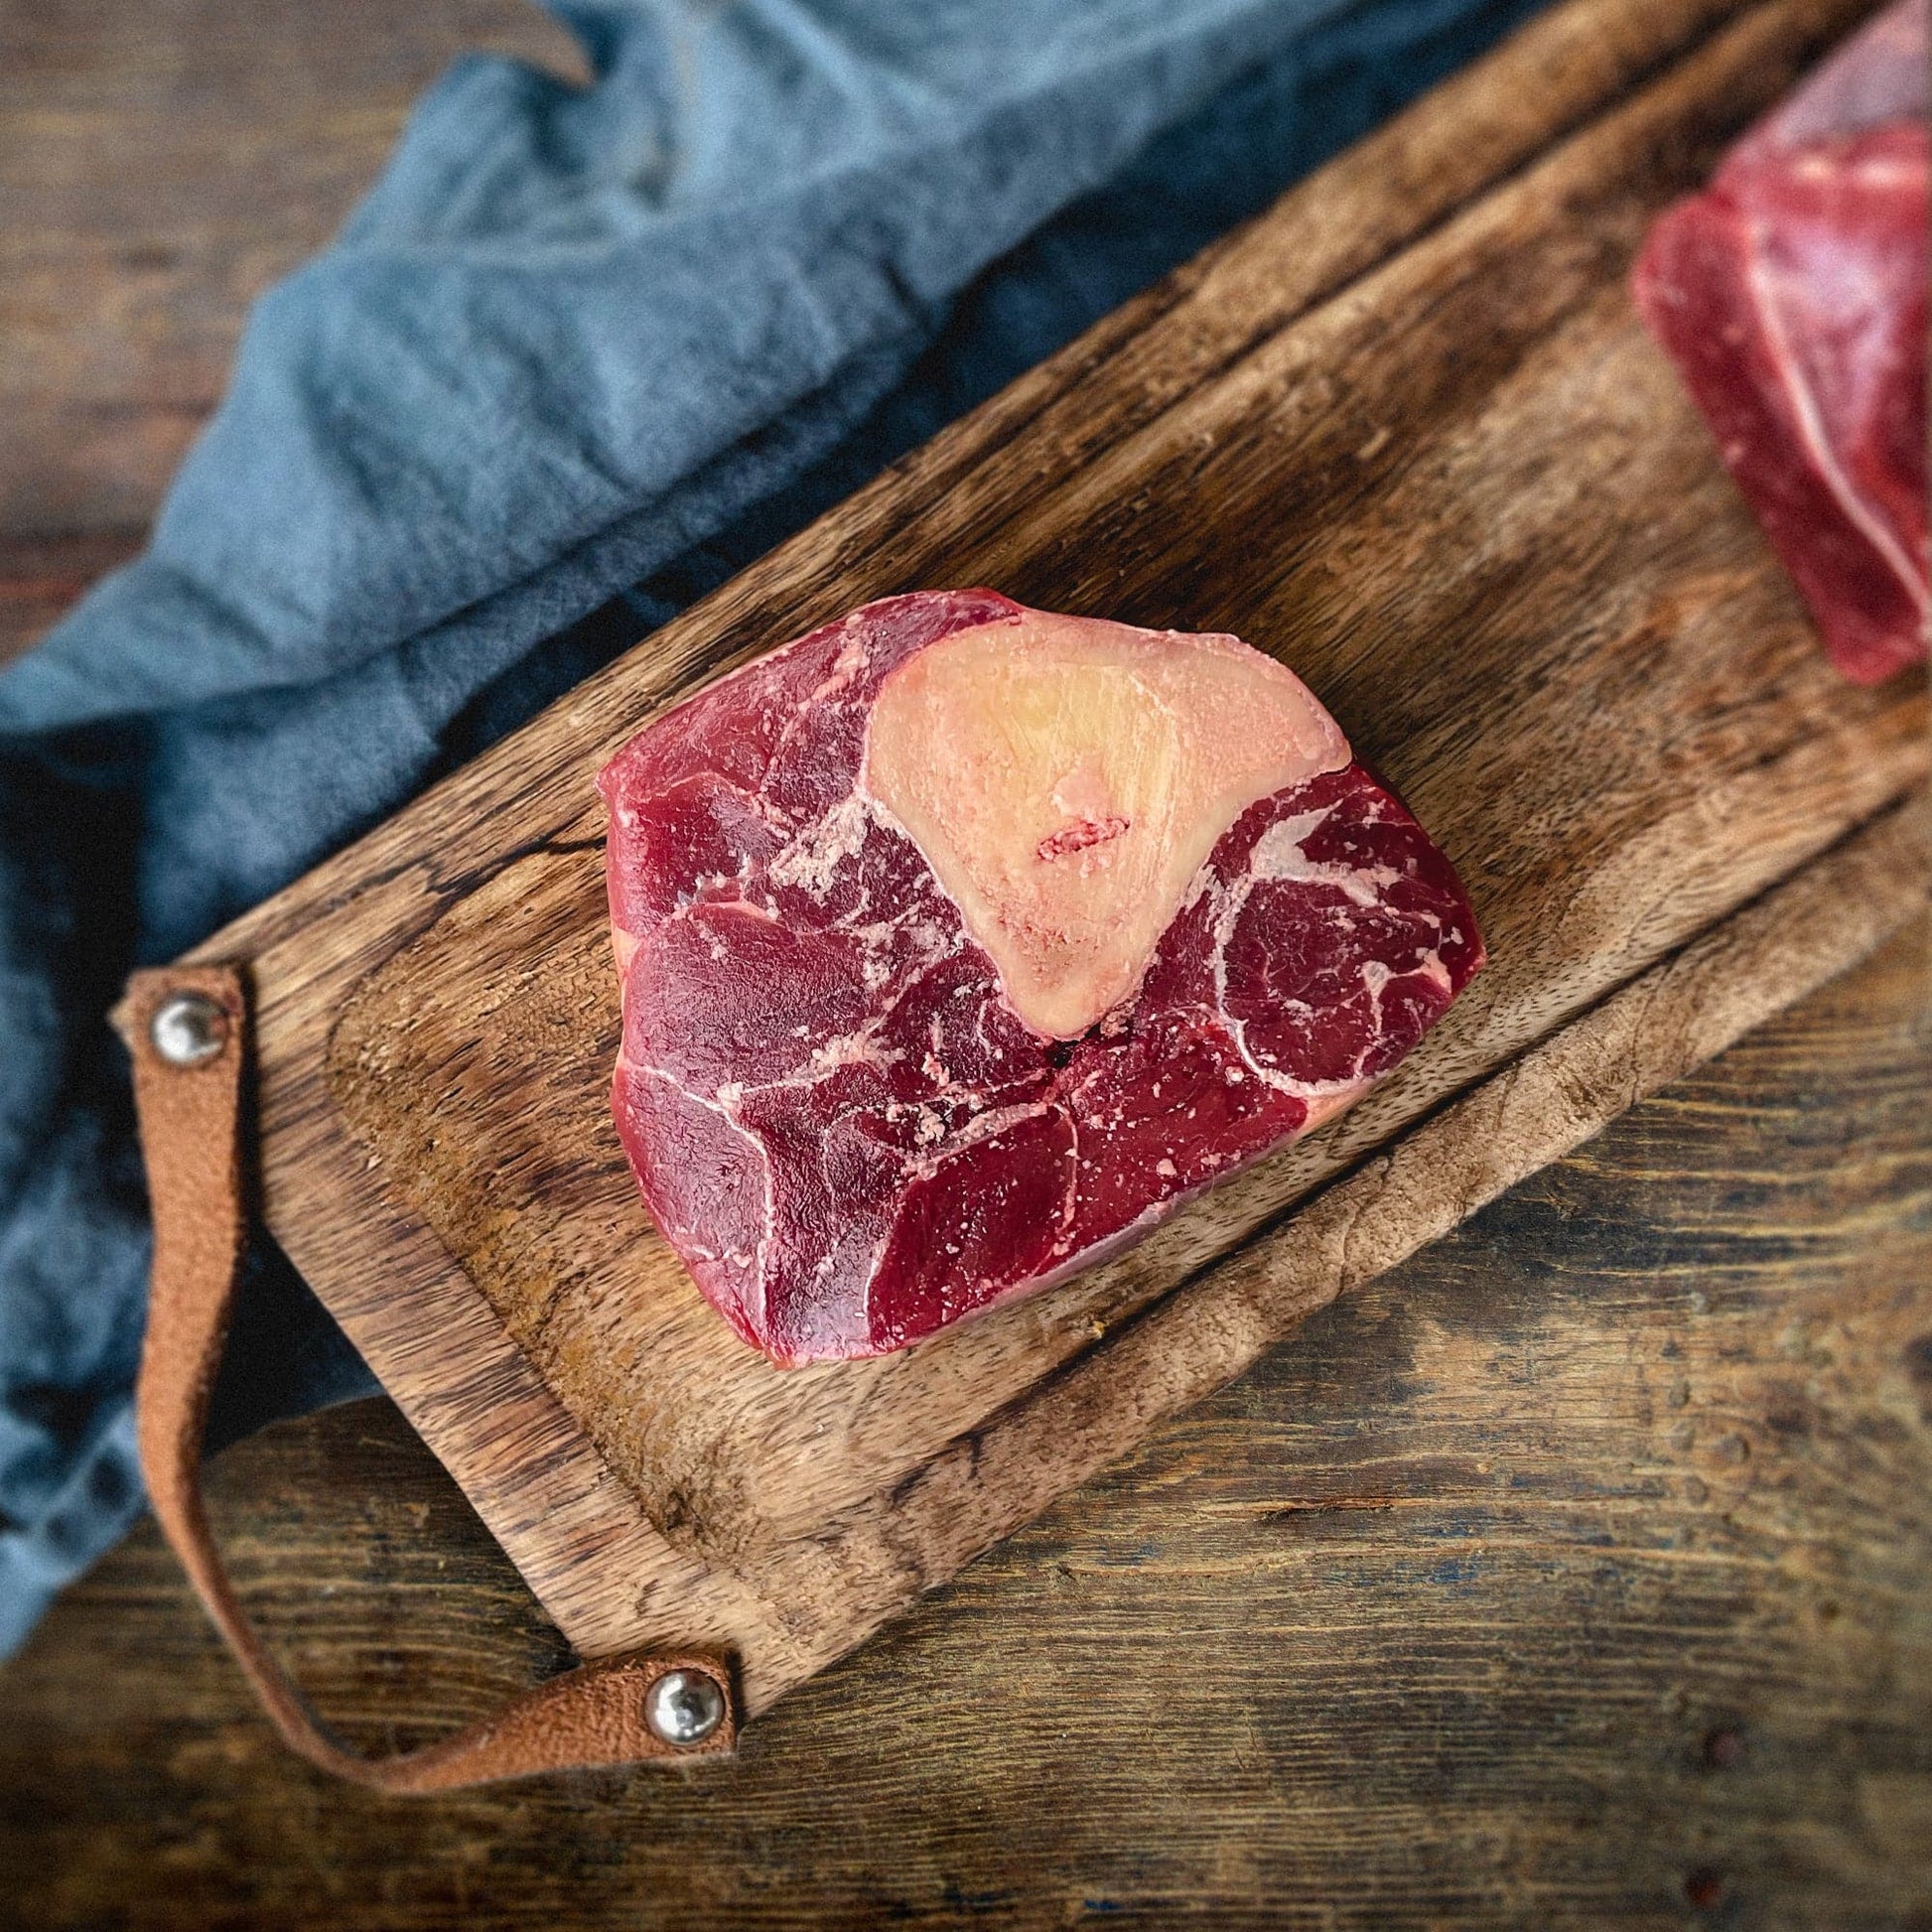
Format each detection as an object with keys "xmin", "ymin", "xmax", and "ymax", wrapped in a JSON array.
[{"xmin": 191, "ymin": 0, "xmax": 1928, "ymax": 1721}]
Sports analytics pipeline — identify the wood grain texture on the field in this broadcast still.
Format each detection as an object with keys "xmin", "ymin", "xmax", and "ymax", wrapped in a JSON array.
[
  {"xmin": 6, "ymin": 0, "xmax": 1927, "ymax": 1914},
  {"xmin": 0, "ymin": 0, "xmax": 584, "ymax": 662},
  {"xmin": 6, "ymin": 911, "xmax": 1927, "ymax": 1930},
  {"xmin": 167, "ymin": 0, "xmax": 1928, "ymax": 1709}
]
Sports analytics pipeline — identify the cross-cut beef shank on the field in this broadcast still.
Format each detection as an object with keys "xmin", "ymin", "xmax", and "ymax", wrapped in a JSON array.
[{"xmin": 601, "ymin": 592, "xmax": 1484, "ymax": 1365}]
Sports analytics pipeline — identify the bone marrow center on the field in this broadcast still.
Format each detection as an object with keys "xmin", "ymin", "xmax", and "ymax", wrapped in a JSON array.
[
  {"xmin": 1037, "ymin": 813, "xmax": 1130, "ymax": 863},
  {"xmin": 861, "ymin": 609, "xmax": 1350, "ymax": 1038}
]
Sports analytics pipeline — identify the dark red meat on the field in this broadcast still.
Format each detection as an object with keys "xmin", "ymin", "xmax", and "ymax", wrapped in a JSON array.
[
  {"xmin": 601, "ymin": 592, "xmax": 1483, "ymax": 1365},
  {"xmin": 1632, "ymin": 0, "xmax": 1927, "ymax": 684}
]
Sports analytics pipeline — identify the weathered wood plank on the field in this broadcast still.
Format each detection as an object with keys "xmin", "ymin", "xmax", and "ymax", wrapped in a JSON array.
[
  {"xmin": 0, "ymin": 0, "xmax": 583, "ymax": 662},
  {"xmin": 6, "ymin": 909, "xmax": 1927, "ymax": 1928}
]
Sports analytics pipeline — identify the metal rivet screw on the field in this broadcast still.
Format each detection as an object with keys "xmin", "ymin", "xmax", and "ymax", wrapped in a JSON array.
[
  {"xmin": 150, "ymin": 992, "xmax": 228, "ymax": 1067},
  {"xmin": 644, "ymin": 1668, "xmax": 726, "ymax": 1747}
]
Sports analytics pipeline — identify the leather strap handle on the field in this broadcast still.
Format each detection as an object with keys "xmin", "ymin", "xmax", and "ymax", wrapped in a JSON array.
[{"xmin": 115, "ymin": 963, "xmax": 737, "ymax": 1793}]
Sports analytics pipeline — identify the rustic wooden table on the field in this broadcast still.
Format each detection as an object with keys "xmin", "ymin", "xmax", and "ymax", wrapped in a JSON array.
[{"xmin": 2, "ymin": 3, "xmax": 1928, "ymax": 1927}]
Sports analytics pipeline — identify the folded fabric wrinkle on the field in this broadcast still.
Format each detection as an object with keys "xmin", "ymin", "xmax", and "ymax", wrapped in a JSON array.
[{"xmin": 0, "ymin": 0, "xmax": 1545, "ymax": 1656}]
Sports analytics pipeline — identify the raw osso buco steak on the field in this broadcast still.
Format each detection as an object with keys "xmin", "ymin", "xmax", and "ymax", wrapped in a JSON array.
[
  {"xmin": 600, "ymin": 592, "xmax": 1483, "ymax": 1365},
  {"xmin": 1632, "ymin": 0, "xmax": 1927, "ymax": 685}
]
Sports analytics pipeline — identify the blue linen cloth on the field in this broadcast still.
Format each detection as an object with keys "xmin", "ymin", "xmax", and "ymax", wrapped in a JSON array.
[{"xmin": 0, "ymin": 0, "xmax": 1541, "ymax": 1656}]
